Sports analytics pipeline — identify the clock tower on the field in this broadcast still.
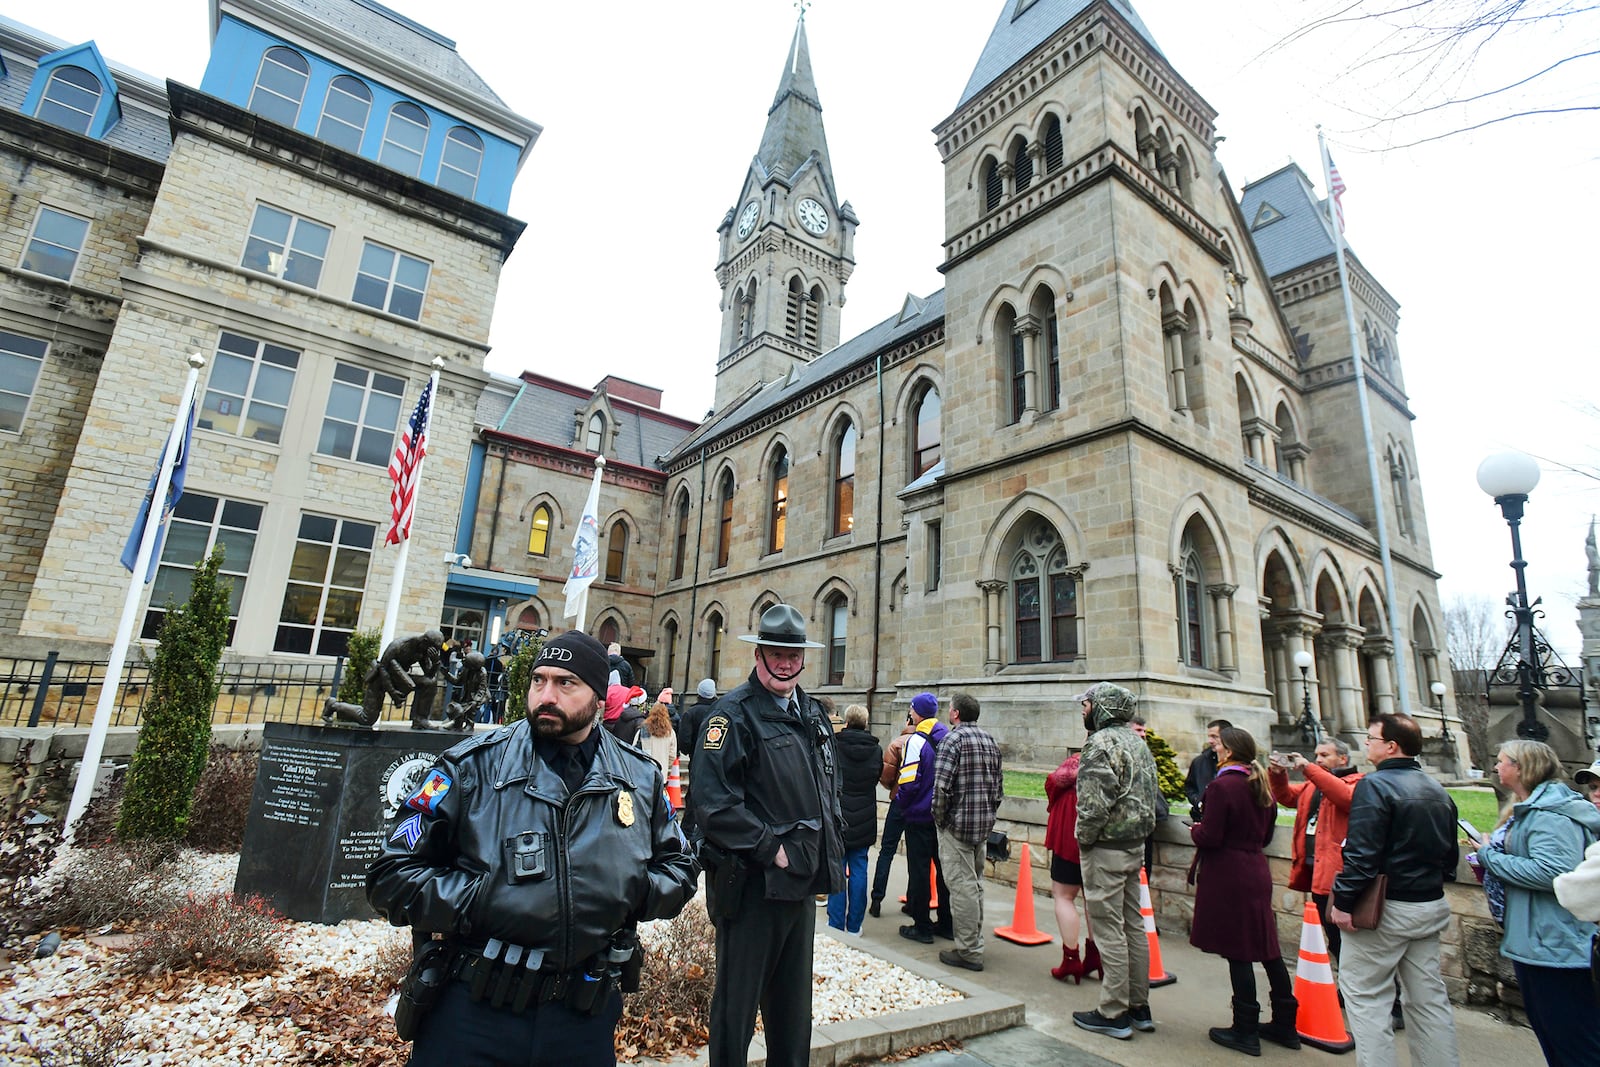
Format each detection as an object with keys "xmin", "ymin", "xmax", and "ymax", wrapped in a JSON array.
[{"xmin": 712, "ymin": 12, "xmax": 856, "ymax": 413}]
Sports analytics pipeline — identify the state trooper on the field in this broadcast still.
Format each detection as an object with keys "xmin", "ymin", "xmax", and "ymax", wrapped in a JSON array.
[
  {"xmin": 367, "ymin": 630, "xmax": 698, "ymax": 1066},
  {"xmin": 689, "ymin": 604, "xmax": 844, "ymax": 1067}
]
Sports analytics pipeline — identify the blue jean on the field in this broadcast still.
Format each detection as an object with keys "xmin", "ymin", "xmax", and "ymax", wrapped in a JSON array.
[{"xmin": 827, "ymin": 846, "xmax": 869, "ymax": 933}]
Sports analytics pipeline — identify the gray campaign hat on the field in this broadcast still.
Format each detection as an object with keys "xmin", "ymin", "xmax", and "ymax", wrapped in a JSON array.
[{"xmin": 737, "ymin": 603, "xmax": 825, "ymax": 649}]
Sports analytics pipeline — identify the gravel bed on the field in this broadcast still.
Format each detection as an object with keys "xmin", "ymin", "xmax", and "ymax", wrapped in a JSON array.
[{"xmin": 0, "ymin": 851, "xmax": 960, "ymax": 1064}]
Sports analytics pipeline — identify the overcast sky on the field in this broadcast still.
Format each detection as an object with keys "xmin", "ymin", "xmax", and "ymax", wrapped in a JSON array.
[{"xmin": 43, "ymin": 0, "xmax": 1600, "ymax": 662}]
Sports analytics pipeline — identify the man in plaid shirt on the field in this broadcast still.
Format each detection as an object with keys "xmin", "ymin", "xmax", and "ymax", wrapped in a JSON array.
[{"xmin": 932, "ymin": 693, "xmax": 1004, "ymax": 971}]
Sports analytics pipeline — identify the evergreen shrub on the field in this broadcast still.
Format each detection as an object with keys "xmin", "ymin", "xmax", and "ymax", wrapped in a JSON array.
[
  {"xmin": 339, "ymin": 627, "xmax": 383, "ymax": 704},
  {"xmin": 502, "ymin": 633, "xmax": 543, "ymax": 726},
  {"xmin": 1143, "ymin": 728, "xmax": 1186, "ymax": 801},
  {"xmin": 117, "ymin": 547, "xmax": 231, "ymax": 841}
]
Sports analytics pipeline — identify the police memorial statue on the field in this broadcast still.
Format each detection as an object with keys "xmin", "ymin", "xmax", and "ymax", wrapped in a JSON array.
[
  {"xmin": 367, "ymin": 630, "xmax": 699, "ymax": 1065},
  {"xmin": 323, "ymin": 629, "xmax": 449, "ymax": 730}
]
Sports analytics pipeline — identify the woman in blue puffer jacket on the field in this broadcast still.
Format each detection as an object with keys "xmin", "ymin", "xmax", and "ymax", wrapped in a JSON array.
[{"xmin": 1475, "ymin": 740, "xmax": 1600, "ymax": 1066}]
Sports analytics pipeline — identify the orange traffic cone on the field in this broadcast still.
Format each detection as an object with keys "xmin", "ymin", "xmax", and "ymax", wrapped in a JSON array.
[
  {"xmin": 899, "ymin": 861, "xmax": 940, "ymax": 907},
  {"xmin": 1294, "ymin": 901, "xmax": 1354, "ymax": 1052},
  {"xmin": 994, "ymin": 842, "xmax": 1054, "ymax": 945},
  {"xmin": 665, "ymin": 757, "xmax": 684, "ymax": 810},
  {"xmin": 1140, "ymin": 867, "xmax": 1176, "ymax": 986}
]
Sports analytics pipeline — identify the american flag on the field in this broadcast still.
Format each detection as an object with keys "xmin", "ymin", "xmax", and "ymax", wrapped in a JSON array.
[
  {"xmin": 385, "ymin": 379, "xmax": 432, "ymax": 545},
  {"xmin": 1325, "ymin": 149, "xmax": 1347, "ymax": 234}
]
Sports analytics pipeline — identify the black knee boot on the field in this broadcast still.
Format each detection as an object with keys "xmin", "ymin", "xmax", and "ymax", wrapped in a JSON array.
[
  {"xmin": 1209, "ymin": 998, "xmax": 1262, "ymax": 1057},
  {"xmin": 1259, "ymin": 995, "xmax": 1302, "ymax": 1049}
]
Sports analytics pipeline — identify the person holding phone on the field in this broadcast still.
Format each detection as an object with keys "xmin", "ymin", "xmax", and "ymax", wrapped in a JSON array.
[{"xmin": 1268, "ymin": 740, "xmax": 1362, "ymax": 962}]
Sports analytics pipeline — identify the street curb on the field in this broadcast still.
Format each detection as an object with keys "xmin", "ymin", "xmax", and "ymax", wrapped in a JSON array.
[{"xmin": 640, "ymin": 926, "xmax": 1026, "ymax": 1067}]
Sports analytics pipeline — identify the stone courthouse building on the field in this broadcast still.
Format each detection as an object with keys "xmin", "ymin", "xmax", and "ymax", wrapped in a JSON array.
[
  {"xmin": 2, "ymin": 0, "xmax": 1454, "ymax": 759},
  {"xmin": 0, "ymin": 0, "xmax": 539, "ymax": 660},
  {"xmin": 465, "ymin": 0, "xmax": 1454, "ymax": 760}
]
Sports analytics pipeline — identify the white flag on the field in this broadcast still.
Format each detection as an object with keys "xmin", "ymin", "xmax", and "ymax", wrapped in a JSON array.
[{"xmin": 564, "ymin": 458, "xmax": 605, "ymax": 622}]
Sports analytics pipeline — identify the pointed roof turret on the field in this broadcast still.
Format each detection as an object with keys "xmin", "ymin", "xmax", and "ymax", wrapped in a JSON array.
[
  {"xmin": 958, "ymin": 0, "xmax": 1163, "ymax": 109},
  {"xmin": 754, "ymin": 14, "xmax": 833, "ymax": 187}
]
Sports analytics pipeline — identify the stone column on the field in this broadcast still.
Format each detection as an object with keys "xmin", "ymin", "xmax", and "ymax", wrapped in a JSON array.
[
  {"xmin": 1270, "ymin": 631, "xmax": 1293, "ymax": 723},
  {"xmin": 1282, "ymin": 442, "xmax": 1311, "ymax": 485},
  {"xmin": 1015, "ymin": 315, "xmax": 1041, "ymax": 417},
  {"xmin": 1240, "ymin": 417, "xmax": 1271, "ymax": 465},
  {"xmin": 1327, "ymin": 626, "xmax": 1365, "ymax": 736},
  {"xmin": 1209, "ymin": 584, "xmax": 1238, "ymax": 676},
  {"xmin": 1366, "ymin": 637, "xmax": 1396, "ymax": 715},
  {"xmin": 1162, "ymin": 309, "xmax": 1189, "ymax": 412},
  {"xmin": 979, "ymin": 580, "xmax": 1006, "ymax": 675}
]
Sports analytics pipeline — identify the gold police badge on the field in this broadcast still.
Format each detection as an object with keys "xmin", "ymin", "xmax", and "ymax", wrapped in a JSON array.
[{"xmin": 616, "ymin": 790, "xmax": 635, "ymax": 827}]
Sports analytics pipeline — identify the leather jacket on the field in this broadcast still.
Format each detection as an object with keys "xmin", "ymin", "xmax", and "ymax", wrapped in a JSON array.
[
  {"xmin": 1331, "ymin": 756, "xmax": 1458, "ymax": 913},
  {"xmin": 366, "ymin": 719, "xmax": 698, "ymax": 970},
  {"xmin": 687, "ymin": 671, "xmax": 845, "ymax": 900}
]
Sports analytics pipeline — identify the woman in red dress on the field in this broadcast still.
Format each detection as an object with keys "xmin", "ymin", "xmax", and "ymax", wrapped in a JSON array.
[{"xmin": 1045, "ymin": 750, "xmax": 1098, "ymax": 982}]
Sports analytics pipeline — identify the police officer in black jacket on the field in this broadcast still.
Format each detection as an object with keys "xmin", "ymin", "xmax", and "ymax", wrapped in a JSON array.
[
  {"xmin": 690, "ymin": 604, "xmax": 844, "ymax": 1067},
  {"xmin": 367, "ymin": 630, "xmax": 698, "ymax": 1066}
]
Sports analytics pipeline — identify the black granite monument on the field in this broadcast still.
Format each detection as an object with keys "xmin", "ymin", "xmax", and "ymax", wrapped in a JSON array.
[{"xmin": 235, "ymin": 721, "xmax": 460, "ymax": 923}]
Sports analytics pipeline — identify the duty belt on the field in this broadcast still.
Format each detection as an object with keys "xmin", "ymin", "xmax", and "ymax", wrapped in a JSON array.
[{"xmin": 451, "ymin": 940, "xmax": 605, "ymax": 1016}]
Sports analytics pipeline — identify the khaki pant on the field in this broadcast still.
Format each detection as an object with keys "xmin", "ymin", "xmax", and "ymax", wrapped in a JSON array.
[
  {"xmin": 1081, "ymin": 844, "xmax": 1149, "ymax": 1017},
  {"xmin": 1339, "ymin": 896, "xmax": 1460, "ymax": 1067},
  {"xmin": 936, "ymin": 825, "xmax": 986, "ymax": 962}
]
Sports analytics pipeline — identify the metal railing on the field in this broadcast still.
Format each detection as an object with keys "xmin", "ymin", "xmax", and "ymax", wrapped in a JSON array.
[{"xmin": 0, "ymin": 654, "xmax": 343, "ymax": 729}]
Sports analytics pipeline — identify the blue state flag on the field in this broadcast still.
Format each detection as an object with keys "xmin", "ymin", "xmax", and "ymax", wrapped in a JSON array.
[{"xmin": 121, "ymin": 408, "xmax": 195, "ymax": 584}]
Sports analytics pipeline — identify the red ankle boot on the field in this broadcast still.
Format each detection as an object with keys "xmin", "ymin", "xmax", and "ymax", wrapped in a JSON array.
[
  {"xmin": 1081, "ymin": 938, "xmax": 1104, "ymax": 980},
  {"xmin": 1051, "ymin": 944, "xmax": 1084, "ymax": 984}
]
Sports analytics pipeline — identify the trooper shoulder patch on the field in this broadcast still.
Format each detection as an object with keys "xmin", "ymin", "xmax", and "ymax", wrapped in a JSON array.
[
  {"xmin": 405, "ymin": 769, "xmax": 452, "ymax": 814},
  {"xmin": 391, "ymin": 812, "xmax": 424, "ymax": 850},
  {"xmin": 702, "ymin": 715, "xmax": 730, "ymax": 751}
]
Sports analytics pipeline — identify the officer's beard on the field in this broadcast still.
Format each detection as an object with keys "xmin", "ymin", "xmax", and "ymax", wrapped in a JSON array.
[{"xmin": 531, "ymin": 702, "xmax": 597, "ymax": 740}]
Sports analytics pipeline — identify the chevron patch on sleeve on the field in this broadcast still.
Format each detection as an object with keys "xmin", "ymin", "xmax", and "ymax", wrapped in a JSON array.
[{"xmin": 391, "ymin": 811, "xmax": 424, "ymax": 850}]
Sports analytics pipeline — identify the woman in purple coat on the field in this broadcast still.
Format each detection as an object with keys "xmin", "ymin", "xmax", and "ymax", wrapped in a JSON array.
[{"xmin": 1189, "ymin": 726, "xmax": 1300, "ymax": 1057}]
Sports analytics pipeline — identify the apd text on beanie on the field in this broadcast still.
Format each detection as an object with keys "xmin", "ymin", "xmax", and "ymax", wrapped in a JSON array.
[{"xmin": 534, "ymin": 631, "xmax": 611, "ymax": 703}]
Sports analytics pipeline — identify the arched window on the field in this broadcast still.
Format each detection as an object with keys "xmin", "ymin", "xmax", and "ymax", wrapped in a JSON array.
[
  {"xmin": 1009, "ymin": 520, "xmax": 1080, "ymax": 663},
  {"xmin": 831, "ymin": 421, "xmax": 856, "ymax": 537},
  {"xmin": 804, "ymin": 284, "xmax": 822, "ymax": 348},
  {"xmin": 1275, "ymin": 404, "xmax": 1295, "ymax": 476},
  {"xmin": 785, "ymin": 277, "xmax": 806, "ymax": 342},
  {"xmin": 249, "ymin": 47, "xmax": 309, "ymax": 127},
  {"xmin": 982, "ymin": 156, "xmax": 1003, "ymax": 213},
  {"xmin": 527, "ymin": 504, "xmax": 551, "ymax": 557},
  {"xmin": 1160, "ymin": 286, "xmax": 1189, "ymax": 414},
  {"xmin": 767, "ymin": 447, "xmax": 789, "ymax": 553},
  {"xmin": 1174, "ymin": 143, "xmax": 1192, "ymax": 201},
  {"xmin": 911, "ymin": 385, "xmax": 941, "ymax": 478},
  {"xmin": 737, "ymin": 280, "xmax": 756, "ymax": 342},
  {"xmin": 707, "ymin": 611, "xmax": 724, "ymax": 680},
  {"xmin": 605, "ymin": 519, "xmax": 627, "ymax": 583},
  {"xmin": 597, "ymin": 618, "xmax": 619, "ymax": 648},
  {"xmin": 1031, "ymin": 287, "xmax": 1060, "ymax": 412},
  {"xmin": 1042, "ymin": 114, "xmax": 1064, "ymax": 172},
  {"xmin": 317, "ymin": 75, "xmax": 371, "ymax": 152},
  {"xmin": 826, "ymin": 595, "xmax": 848, "ymax": 685},
  {"xmin": 380, "ymin": 101, "xmax": 429, "ymax": 177},
  {"xmin": 662, "ymin": 619, "xmax": 678, "ymax": 690},
  {"xmin": 517, "ymin": 605, "xmax": 540, "ymax": 630},
  {"xmin": 438, "ymin": 126, "xmax": 484, "ymax": 198},
  {"xmin": 1011, "ymin": 136, "xmax": 1033, "ymax": 193},
  {"xmin": 37, "ymin": 66, "xmax": 101, "ymax": 134},
  {"xmin": 1388, "ymin": 446, "xmax": 1416, "ymax": 540},
  {"xmin": 716, "ymin": 471, "xmax": 735, "ymax": 568},
  {"xmin": 1176, "ymin": 531, "xmax": 1209, "ymax": 667},
  {"xmin": 997, "ymin": 304, "xmax": 1025, "ymax": 424},
  {"xmin": 672, "ymin": 490, "xmax": 690, "ymax": 581},
  {"xmin": 585, "ymin": 412, "xmax": 605, "ymax": 453},
  {"xmin": 1134, "ymin": 107, "xmax": 1155, "ymax": 170}
]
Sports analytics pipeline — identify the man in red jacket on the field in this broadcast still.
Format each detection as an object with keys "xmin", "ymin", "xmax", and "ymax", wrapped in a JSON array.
[{"xmin": 1268, "ymin": 740, "xmax": 1360, "ymax": 957}]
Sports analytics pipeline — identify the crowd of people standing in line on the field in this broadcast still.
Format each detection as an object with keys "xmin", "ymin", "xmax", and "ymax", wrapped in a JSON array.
[{"xmin": 367, "ymin": 605, "xmax": 1600, "ymax": 1067}]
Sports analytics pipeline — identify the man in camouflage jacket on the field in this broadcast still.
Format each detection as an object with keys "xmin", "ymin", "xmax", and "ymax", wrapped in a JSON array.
[{"xmin": 1072, "ymin": 682, "xmax": 1161, "ymax": 1041}]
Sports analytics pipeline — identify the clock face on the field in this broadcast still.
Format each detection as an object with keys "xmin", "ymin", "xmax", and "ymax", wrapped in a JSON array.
[
  {"xmin": 736, "ymin": 201, "xmax": 760, "ymax": 240},
  {"xmin": 796, "ymin": 197, "xmax": 830, "ymax": 236}
]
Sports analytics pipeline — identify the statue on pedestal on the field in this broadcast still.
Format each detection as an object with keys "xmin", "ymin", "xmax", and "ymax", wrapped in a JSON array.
[
  {"xmin": 1586, "ymin": 518, "xmax": 1597, "ymax": 597},
  {"xmin": 441, "ymin": 651, "xmax": 488, "ymax": 731},
  {"xmin": 323, "ymin": 629, "xmax": 446, "ymax": 729}
]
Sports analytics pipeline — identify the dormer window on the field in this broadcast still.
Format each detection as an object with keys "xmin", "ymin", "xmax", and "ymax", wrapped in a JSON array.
[
  {"xmin": 438, "ymin": 127, "xmax": 484, "ymax": 198},
  {"xmin": 249, "ymin": 47, "xmax": 309, "ymax": 128},
  {"xmin": 317, "ymin": 76, "xmax": 371, "ymax": 153},
  {"xmin": 37, "ymin": 66, "xmax": 100, "ymax": 134},
  {"xmin": 380, "ymin": 102, "xmax": 429, "ymax": 178},
  {"xmin": 585, "ymin": 413, "xmax": 606, "ymax": 452}
]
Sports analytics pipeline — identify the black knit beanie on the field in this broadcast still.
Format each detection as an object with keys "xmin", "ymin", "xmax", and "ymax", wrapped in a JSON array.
[{"xmin": 533, "ymin": 631, "xmax": 610, "ymax": 704}]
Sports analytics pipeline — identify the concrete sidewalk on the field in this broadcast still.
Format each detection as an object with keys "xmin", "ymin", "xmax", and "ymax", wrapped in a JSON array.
[{"xmin": 850, "ymin": 849, "xmax": 1542, "ymax": 1067}]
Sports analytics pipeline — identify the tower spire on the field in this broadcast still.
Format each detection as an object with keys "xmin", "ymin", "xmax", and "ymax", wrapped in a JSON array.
[{"xmin": 757, "ymin": 6, "xmax": 829, "ymax": 186}]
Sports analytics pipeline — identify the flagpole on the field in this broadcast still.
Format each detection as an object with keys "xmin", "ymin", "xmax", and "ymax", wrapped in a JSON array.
[
  {"xmin": 381, "ymin": 356, "xmax": 444, "ymax": 650},
  {"xmin": 566, "ymin": 455, "xmax": 606, "ymax": 632},
  {"xmin": 66, "ymin": 352, "xmax": 206, "ymax": 834},
  {"xmin": 1318, "ymin": 128, "xmax": 1412, "ymax": 715}
]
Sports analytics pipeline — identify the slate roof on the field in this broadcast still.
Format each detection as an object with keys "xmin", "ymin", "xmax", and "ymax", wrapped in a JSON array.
[
  {"xmin": 668, "ymin": 289, "xmax": 947, "ymax": 464},
  {"xmin": 958, "ymin": 0, "xmax": 1162, "ymax": 109},
  {"xmin": 491, "ymin": 374, "xmax": 698, "ymax": 473},
  {"xmin": 278, "ymin": 0, "xmax": 504, "ymax": 107},
  {"xmin": 0, "ymin": 17, "xmax": 173, "ymax": 163},
  {"xmin": 755, "ymin": 18, "xmax": 831, "ymax": 185},
  {"xmin": 1238, "ymin": 163, "xmax": 1339, "ymax": 278}
]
